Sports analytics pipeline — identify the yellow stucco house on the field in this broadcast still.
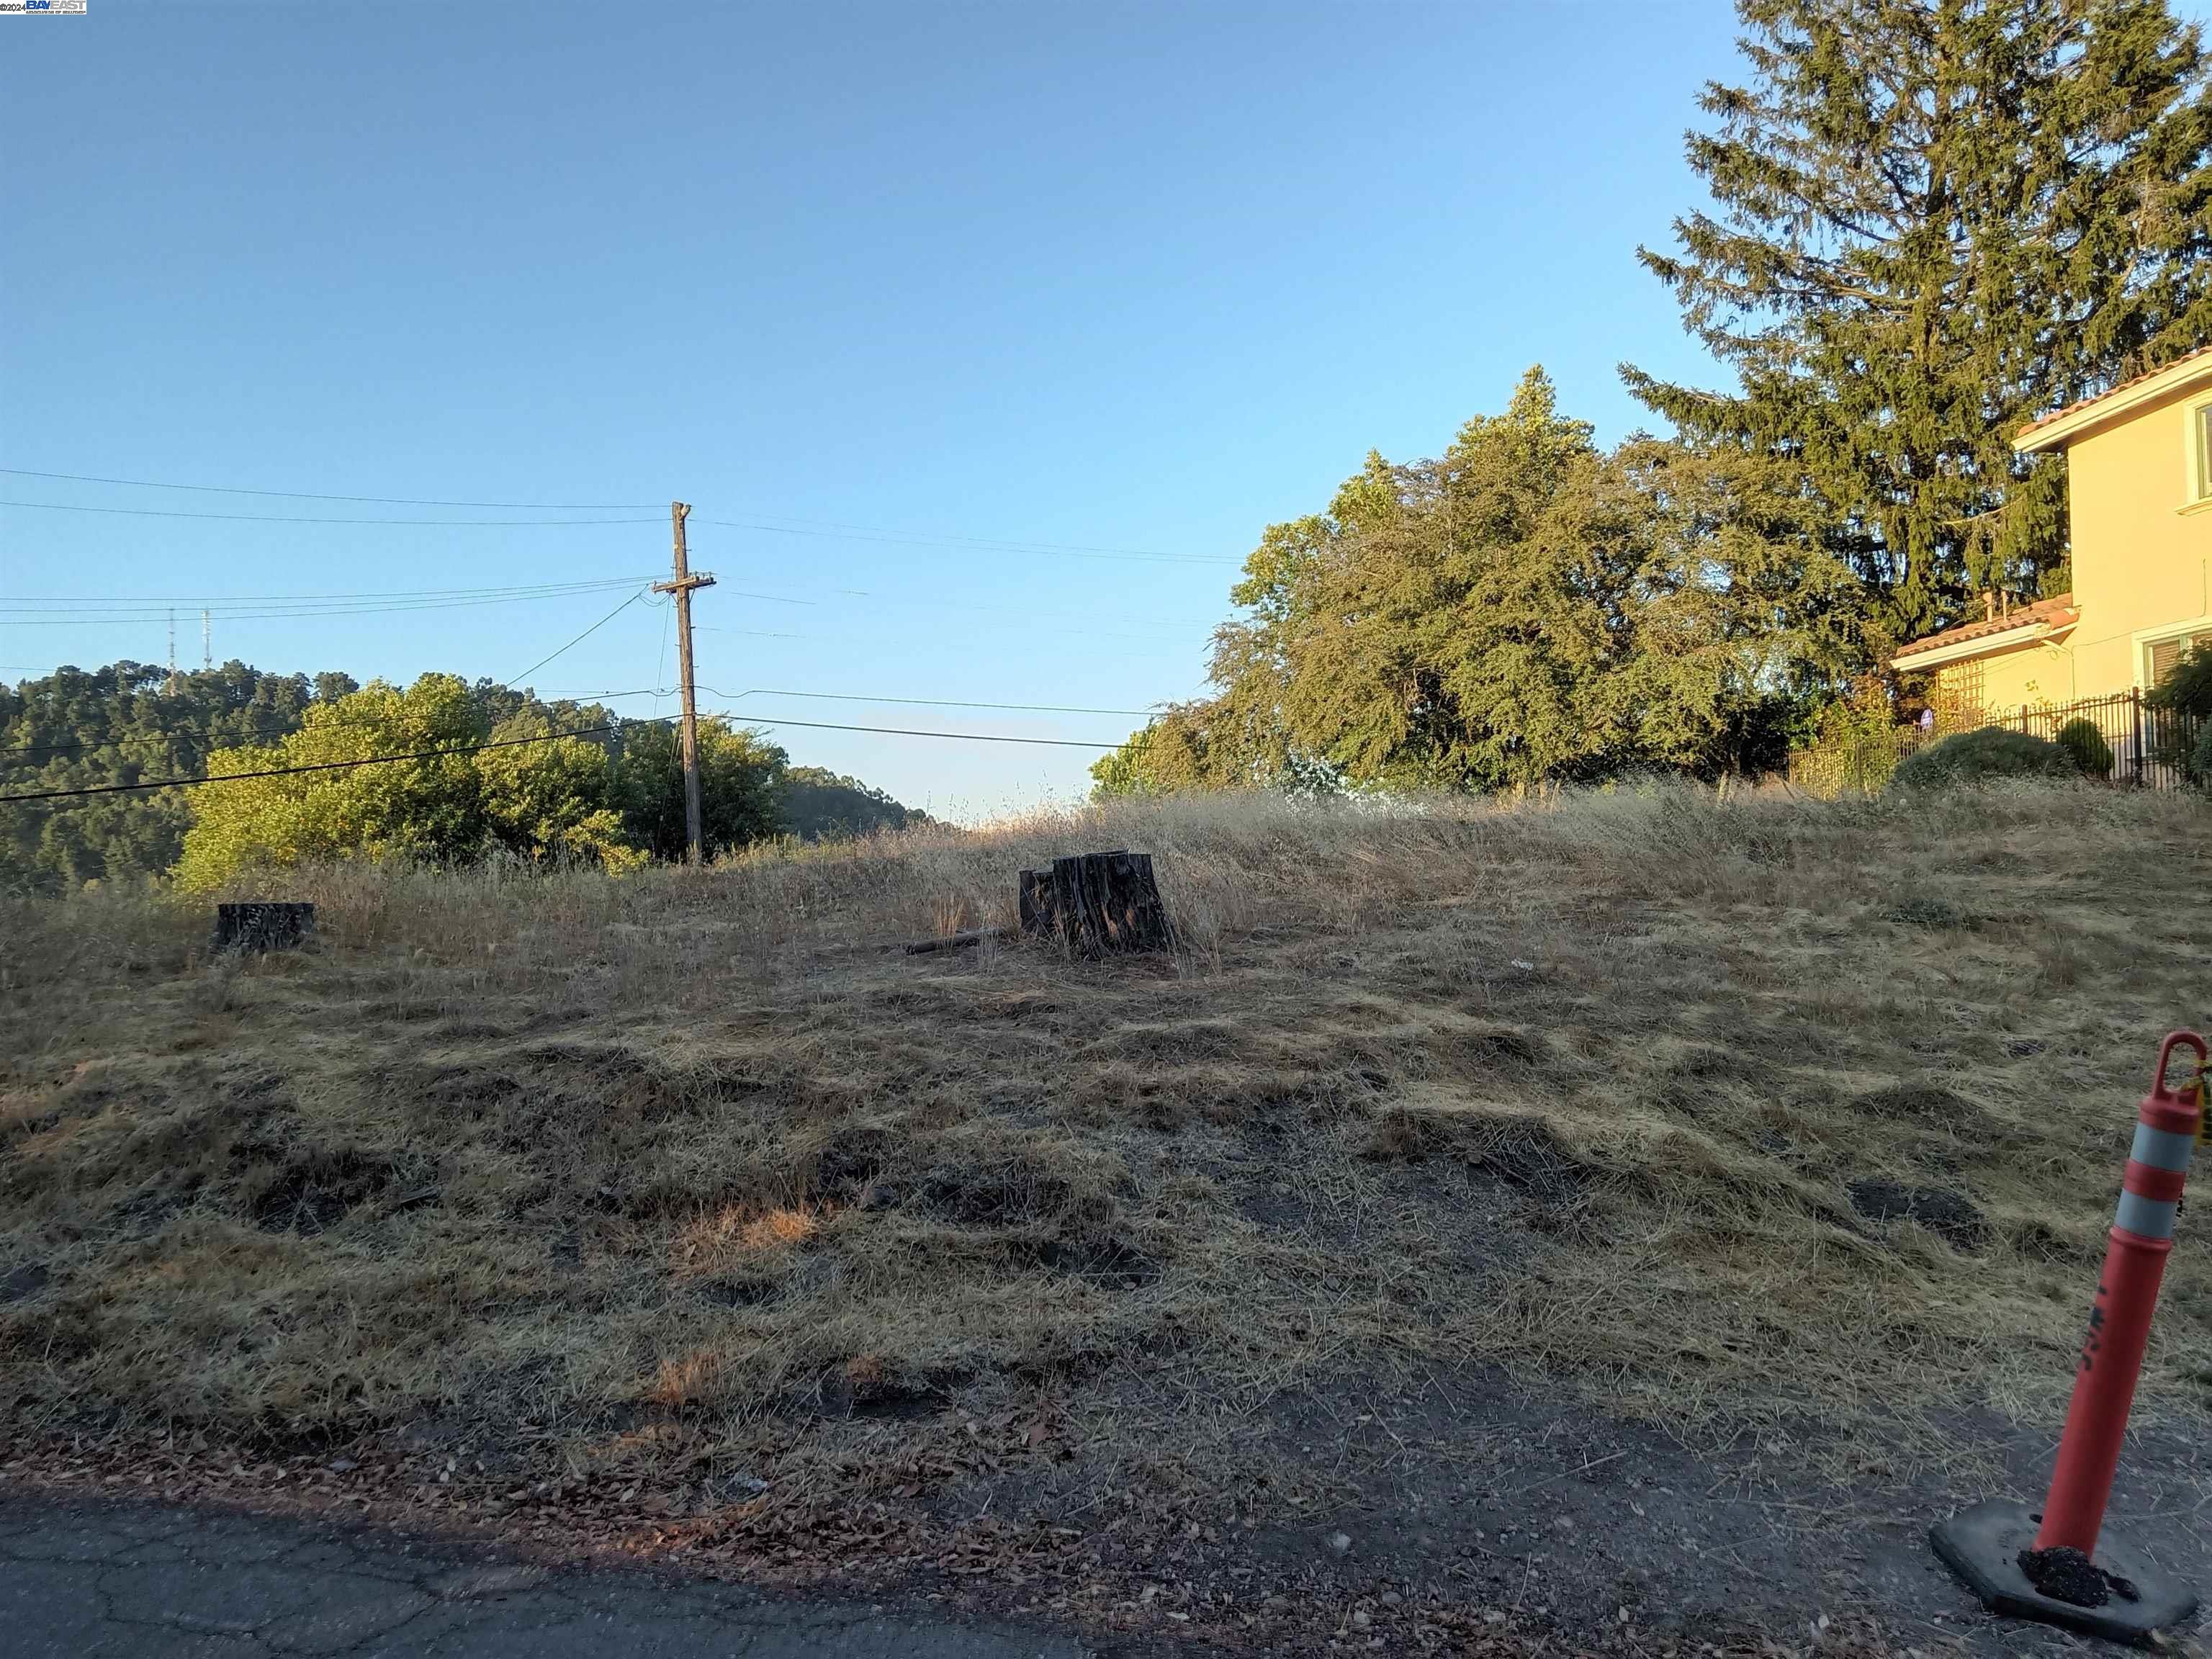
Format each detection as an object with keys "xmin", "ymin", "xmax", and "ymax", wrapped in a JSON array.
[{"xmin": 1894, "ymin": 347, "xmax": 2212, "ymax": 721}]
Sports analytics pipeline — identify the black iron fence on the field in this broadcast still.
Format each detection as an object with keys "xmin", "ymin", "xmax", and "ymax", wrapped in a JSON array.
[
  {"xmin": 2011, "ymin": 688, "xmax": 2202, "ymax": 790},
  {"xmin": 1789, "ymin": 688, "xmax": 2204, "ymax": 796}
]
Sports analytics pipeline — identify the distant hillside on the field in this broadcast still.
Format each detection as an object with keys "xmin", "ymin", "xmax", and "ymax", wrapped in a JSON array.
[
  {"xmin": 0, "ymin": 661, "xmax": 356, "ymax": 892},
  {"xmin": 0, "ymin": 662, "xmax": 925, "ymax": 891},
  {"xmin": 780, "ymin": 765, "xmax": 932, "ymax": 842}
]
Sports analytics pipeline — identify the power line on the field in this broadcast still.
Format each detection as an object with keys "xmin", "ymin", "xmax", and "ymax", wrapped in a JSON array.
[
  {"xmin": 0, "ymin": 722, "xmax": 626, "ymax": 803},
  {"xmin": 670, "ymin": 564, "xmax": 1218, "ymax": 638},
  {"xmin": 0, "ymin": 704, "xmax": 1125, "ymax": 804},
  {"xmin": 2, "ymin": 692, "xmax": 641, "ymax": 763},
  {"xmin": 714, "ymin": 713, "xmax": 1119, "ymax": 749},
  {"xmin": 0, "ymin": 499, "xmax": 659, "ymax": 527},
  {"xmin": 0, "ymin": 590, "xmax": 669, "ymax": 626},
  {"xmin": 694, "ymin": 516, "xmax": 1236, "ymax": 567},
  {"xmin": 0, "ymin": 577, "xmax": 651, "ymax": 608},
  {"xmin": 711, "ymin": 686, "xmax": 1156, "ymax": 716},
  {"xmin": 508, "ymin": 588, "xmax": 650, "ymax": 685},
  {"xmin": 0, "ymin": 466, "xmax": 661, "ymax": 511}
]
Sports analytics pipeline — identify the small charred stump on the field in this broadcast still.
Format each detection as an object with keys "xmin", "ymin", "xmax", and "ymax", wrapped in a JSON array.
[
  {"xmin": 213, "ymin": 902, "xmax": 315, "ymax": 953},
  {"xmin": 1018, "ymin": 851, "xmax": 1173, "ymax": 957}
]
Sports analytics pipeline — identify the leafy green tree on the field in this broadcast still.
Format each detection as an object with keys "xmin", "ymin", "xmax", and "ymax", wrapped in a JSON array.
[
  {"xmin": 611, "ymin": 719, "xmax": 788, "ymax": 862},
  {"xmin": 475, "ymin": 703, "xmax": 638, "ymax": 871},
  {"xmin": 175, "ymin": 674, "xmax": 489, "ymax": 889},
  {"xmin": 1096, "ymin": 369, "xmax": 1801, "ymax": 800},
  {"xmin": 1090, "ymin": 697, "xmax": 1293, "ymax": 796},
  {"xmin": 1627, "ymin": 0, "xmax": 2212, "ymax": 650}
]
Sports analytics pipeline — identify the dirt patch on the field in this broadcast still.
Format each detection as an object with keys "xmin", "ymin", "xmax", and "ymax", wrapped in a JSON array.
[
  {"xmin": 804, "ymin": 1126, "xmax": 907, "ymax": 1204},
  {"xmin": 917, "ymin": 1160, "xmax": 1084, "ymax": 1228},
  {"xmin": 1010, "ymin": 1234, "xmax": 1159, "ymax": 1287},
  {"xmin": 242, "ymin": 1150, "xmax": 397, "ymax": 1236},
  {"xmin": 2015, "ymin": 1544, "xmax": 2118, "ymax": 1607},
  {"xmin": 1889, "ymin": 895, "xmax": 1978, "ymax": 930},
  {"xmin": 696, "ymin": 1275, "xmax": 784, "ymax": 1308},
  {"xmin": 0, "ymin": 1261, "xmax": 48, "ymax": 1303},
  {"xmin": 1457, "ymin": 1112, "xmax": 1591, "ymax": 1208},
  {"xmin": 1854, "ymin": 1082, "xmax": 1979, "ymax": 1124},
  {"xmin": 813, "ymin": 1357, "xmax": 966, "ymax": 1421},
  {"xmin": 1848, "ymin": 1177, "xmax": 1989, "ymax": 1250}
]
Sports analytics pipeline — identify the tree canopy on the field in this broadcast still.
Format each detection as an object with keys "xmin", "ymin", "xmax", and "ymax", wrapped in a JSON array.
[
  {"xmin": 0, "ymin": 660, "xmax": 353, "ymax": 892},
  {"xmin": 2, "ymin": 662, "xmax": 922, "ymax": 892},
  {"xmin": 1625, "ymin": 0, "xmax": 2212, "ymax": 650},
  {"xmin": 1097, "ymin": 369, "xmax": 1812, "ymax": 797}
]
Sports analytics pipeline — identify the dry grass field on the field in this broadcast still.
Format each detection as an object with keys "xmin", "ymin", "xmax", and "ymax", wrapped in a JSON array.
[{"xmin": 5, "ymin": 781, "xmax": 2211, "ymax": 1652}]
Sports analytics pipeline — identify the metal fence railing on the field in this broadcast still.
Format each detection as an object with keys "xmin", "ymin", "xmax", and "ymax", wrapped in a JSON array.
[
  {"xmin": 1789, "ymin": 688, "xmax": 2205, "ymax": 796},
  {"xmin": 2011, "ymin": 688, "xmax": 2202, "ymax": 790}
]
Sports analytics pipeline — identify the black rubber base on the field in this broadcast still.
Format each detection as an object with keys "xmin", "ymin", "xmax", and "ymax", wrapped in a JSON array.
[{"xmin": 1930, "ymin": 1499, "xmax": 2198, "ymax": 1646}]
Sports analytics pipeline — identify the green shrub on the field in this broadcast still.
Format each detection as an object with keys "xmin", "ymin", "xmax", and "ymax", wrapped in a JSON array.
[
  {"xmin": 2148, "ymin": 643, "xmax": 2212, "ymax": 720},
  {"xmin": 1888, "ymin": 727, "xmax": 2080, "ymax": 791},
  {"xmin": 2192, "ymin": 719, "xmax": 2212, "ymax": 787},
  {"xmin": 2054, "ymin": 718, "xmax": 2114, "ymax": 778}
]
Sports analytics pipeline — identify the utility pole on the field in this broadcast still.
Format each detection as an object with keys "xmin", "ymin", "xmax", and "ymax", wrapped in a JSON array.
[{"xmin": 652, "ymin": 501, "xmax": 716, "ymax": 865}]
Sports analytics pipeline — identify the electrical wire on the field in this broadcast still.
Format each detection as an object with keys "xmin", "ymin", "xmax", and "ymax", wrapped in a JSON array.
[
  {"xmin": 0, "ymin": 499, "xmax": 658, "ymax": 527},
  {"xmin": 709, "ymin": 686, "xmax": 1156, "ymax": 716},
  {"xmin": 711, "ymin": 714, "xmax": 1118, "ymax": 749},
  {"xmin": 0, "ymin": 591, "xmax": 669, "ymax": 626},
  {"xmin": 694, "ymin": 516, "xmax": 1236, "ymax": 567},
  {"xmin": 669, "ymin": 559, "xmax": 1220, "ymax": 638},
  {"xmin": 0, "ymin": 577, "xmax": 651, "ymax": 609},
  {"xmin": 0, "ymin": 722, "xmax": 625, "ymax": 803},
  {"xmin": 507, "ymin": 589, "xmax": 651, "ymax": 685},
  {"xmin": 0, "ymin": 466, "xmax": 661, "ymax": 511},
  {"xmin": 1, "ymin": 691, "xmax": 639, "ymax": 763},
  {"xmin": 0, "ymin": 708, "xmax": 1126, "ymax": 801}
]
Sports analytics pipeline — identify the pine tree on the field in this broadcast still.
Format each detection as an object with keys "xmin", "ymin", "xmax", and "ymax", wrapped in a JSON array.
[{"xmin": 1626, "ymin": 0, "xmax": 2212, "ymax": 650}]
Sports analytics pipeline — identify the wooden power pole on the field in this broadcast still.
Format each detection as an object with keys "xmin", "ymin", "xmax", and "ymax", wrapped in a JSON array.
[{"xmin": 653, "ymin": 501, "xmax": 716, "ymax": 864}]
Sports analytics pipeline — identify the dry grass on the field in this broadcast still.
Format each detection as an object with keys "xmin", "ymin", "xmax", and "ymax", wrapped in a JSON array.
[{"xmin": 4, "ymin": 781, "xmax": 2211, "ymax": 1515}]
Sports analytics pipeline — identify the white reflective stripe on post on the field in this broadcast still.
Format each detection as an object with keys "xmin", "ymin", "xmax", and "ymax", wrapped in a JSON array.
[
  {"xmin": 2129, "ymin": 1121, "xmax": 2197, "ymax": 1174},
  {"xmin": 2114, "ymin": 1190, "xmax": 2180, "ymax": 1240}
]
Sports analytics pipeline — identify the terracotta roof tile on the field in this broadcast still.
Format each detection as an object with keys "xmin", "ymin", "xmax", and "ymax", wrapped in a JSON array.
[
  {"xmin": 1892, "ymin": 594, "xmax": 2078, "ymax": 662},
  {"xmin": 2017, "ymin": 345, "xmax": 2212, "ymax": 439}
]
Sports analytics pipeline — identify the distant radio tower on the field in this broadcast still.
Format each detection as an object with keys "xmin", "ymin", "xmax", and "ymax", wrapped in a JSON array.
[
  {"xmin": 202, "ymin": 608, "xmax": 212, "ymax": 671},
  {"xmin": 166, "ymin": 609, "xmax": 178, "ymax": 691}
]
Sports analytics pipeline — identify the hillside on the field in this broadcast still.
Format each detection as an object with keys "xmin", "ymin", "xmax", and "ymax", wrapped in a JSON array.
[
  {"xmin": 4, "ymin": 783, "xmax": 2210, "ymax": 1655},
  {"xmin": 0, "ymin": 662, "xmax": 926, "ymax": 891}
]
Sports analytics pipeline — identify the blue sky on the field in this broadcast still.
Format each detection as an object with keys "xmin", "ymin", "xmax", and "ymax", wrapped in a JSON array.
[{"xmin": 4, "ymin": 0, "xmax": 1748, "ymax": 818}]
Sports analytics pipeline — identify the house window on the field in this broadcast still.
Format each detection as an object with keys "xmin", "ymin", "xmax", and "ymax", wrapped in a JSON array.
[
  {"xmin": 2146, "ymin": 628, "xmax": 2212, "ymax": 688},
  {"xmin": 2199, "ymin": 404, "xmax": 2212, "ymax": 500}
]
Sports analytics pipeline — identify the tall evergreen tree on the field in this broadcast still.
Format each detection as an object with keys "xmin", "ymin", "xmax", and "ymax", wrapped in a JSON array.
[{"xmin": 1626, "ymin": 0, "xmax": 2212, "ymax": 650}]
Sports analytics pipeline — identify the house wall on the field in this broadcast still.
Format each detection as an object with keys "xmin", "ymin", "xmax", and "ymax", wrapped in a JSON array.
[
  {"xmin": 1935, "ymin": 639, "xmax": 2070, "ymax": 716},
  {"xmin": 2059, "ymin": 387, "xmax": 2212, "ymax": 696}
]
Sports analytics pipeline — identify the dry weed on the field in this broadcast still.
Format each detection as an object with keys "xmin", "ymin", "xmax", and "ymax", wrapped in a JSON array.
[{"xmin": 3, "ymin": 780, "xmax": 2208, "ymax": 1511}]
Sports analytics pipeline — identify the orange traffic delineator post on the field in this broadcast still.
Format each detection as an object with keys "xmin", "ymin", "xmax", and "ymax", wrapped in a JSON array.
[{"xmin": 1930, "ymin": 1030, "xmax": 2205, "ymax": 1643}]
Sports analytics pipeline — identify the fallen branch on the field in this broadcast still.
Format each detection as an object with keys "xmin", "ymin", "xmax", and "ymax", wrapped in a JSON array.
[{"xmin": 900, "ymin": 925, "xmax": 1017, "ymax": 956}]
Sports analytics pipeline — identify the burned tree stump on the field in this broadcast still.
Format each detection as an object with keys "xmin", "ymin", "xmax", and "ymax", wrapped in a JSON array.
[
  {"xmin": 212, "ymin": 902, "xmax": 315, "ymax": 953},
  {"xmin": 1018, "ymin": 851, "xmax": 1174, "ymax": 957}
]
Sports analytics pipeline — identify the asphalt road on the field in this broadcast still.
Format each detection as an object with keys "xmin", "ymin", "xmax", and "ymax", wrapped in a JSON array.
[{"xmin": 0, "ymin": 1493, "xmax": 1092, "ymax": 1658}]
